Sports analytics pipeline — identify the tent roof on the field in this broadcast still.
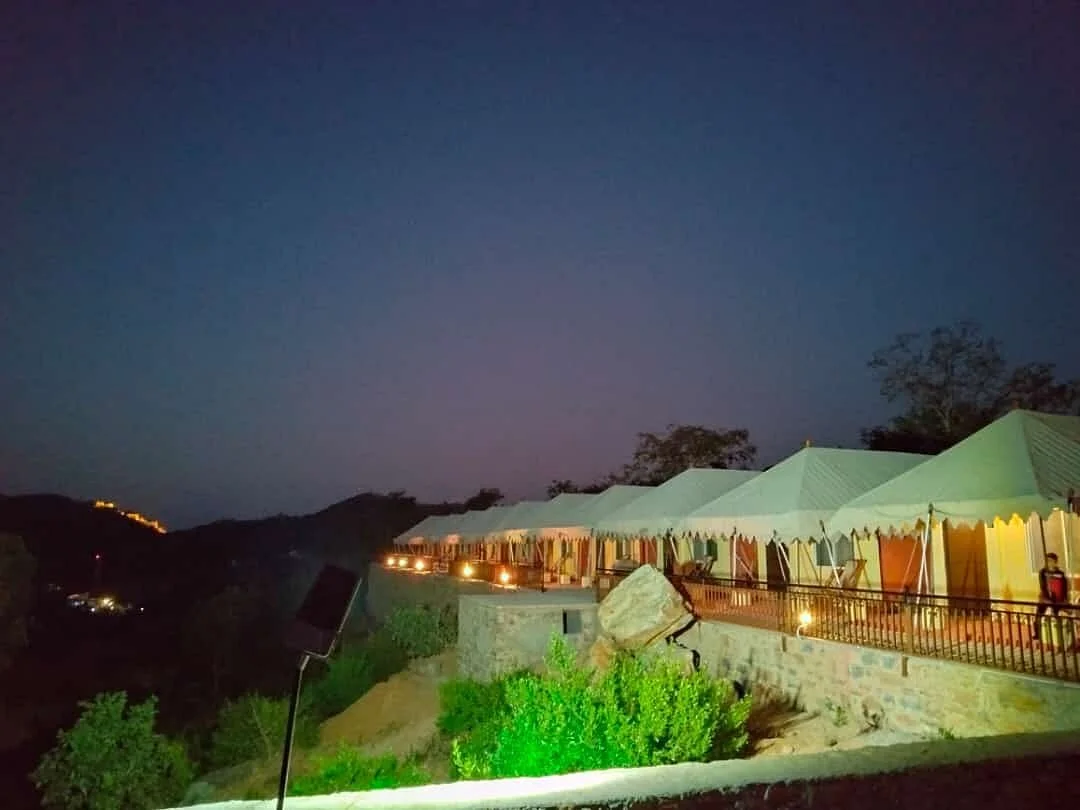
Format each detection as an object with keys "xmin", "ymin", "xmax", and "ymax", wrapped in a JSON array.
[
  {"xmin": 680, "ymin": 447, "xmax": 931, "ymax": 541},
  {"xmin": 456, "ymin": 505, "xmax": 512, "ymax": 539},
  {"xmin": 595, "ymin": 468, "xmax": 760, "ymax": 536},
  {"xmin": 528, "ymin": 493, "xmax": 598, "ymax": 529},
  {"xmin": 483, "ymin": 500, "xmax": 550, "ymax": 537},
  {"xmin": 826, "ymin": 410, "xmax": 1080, "ymax": 535},
  {"xmin": 546, "ymin": 485, "xmax": 654, "ymax": 533},
  {"xmin": 392, "ymin": 514, "xmax": 440, "ymax": 546}
]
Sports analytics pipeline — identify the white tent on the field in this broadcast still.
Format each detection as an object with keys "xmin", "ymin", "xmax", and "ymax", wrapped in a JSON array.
[
  {"xmin": 680, "ymin": 447, "xmax": 931, "ymax": 542},
  {"xmin": 595, "ymin": 468, "xmax": 760, "ymax": 538},
  {"xmin": 553, "ymin": 486, "xmax": 654, "ymax": 535},
  {"xmin": 826, "ymin": 410, "xmax": 1080, "ymax": 537},
  {"xmin": 457, "ymin": 505, "xmax": 512, "ymax": 540},
  {"xmin": 391, "ymin": 514, "xmax": 441, "ymax": 547},
  {"xmin": 528, "ymin": 493, "xmax": 598, "ymax": 530}
]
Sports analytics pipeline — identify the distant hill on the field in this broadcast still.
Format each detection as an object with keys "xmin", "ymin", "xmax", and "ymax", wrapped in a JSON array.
[{"xmin": 0, "ymin": 491, "xmax": 464, "ymax": 603}]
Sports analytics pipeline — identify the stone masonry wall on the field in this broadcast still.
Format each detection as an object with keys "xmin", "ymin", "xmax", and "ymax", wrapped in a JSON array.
[
  {"xmin": 459, "ymin": 595, "xmax": 600, "ymax": 682},
  {"xmin": 686, "ymin": 619, "xmax": 1080, "ymax": 737},
  {"xmin": 364, "ymin": 563, "xmax": 494, "ymax": 623}
]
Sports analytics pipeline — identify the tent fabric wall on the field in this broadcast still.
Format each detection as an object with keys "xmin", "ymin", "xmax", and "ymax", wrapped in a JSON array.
[
  {"xmin": 679, "ymin": 447, "xmax": 930, "ymax": 544},
  {"xmin": 826, "ymin": 410, "xmax": 1080, "ymax": 537},
  {"xmin": 594, "ymin": 468, "xmax": 759, "ymax": 538}
]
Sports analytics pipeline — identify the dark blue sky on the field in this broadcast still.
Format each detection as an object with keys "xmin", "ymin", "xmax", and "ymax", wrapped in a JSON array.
[{"xmin": 3, "ymin": 1, "xmax": 1078, "ymax": 528}]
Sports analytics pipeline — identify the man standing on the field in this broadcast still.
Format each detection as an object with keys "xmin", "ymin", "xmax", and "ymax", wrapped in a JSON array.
[{"xmin": 1034, "ymin": 552, "xmax": 1069, "ymax": 641}]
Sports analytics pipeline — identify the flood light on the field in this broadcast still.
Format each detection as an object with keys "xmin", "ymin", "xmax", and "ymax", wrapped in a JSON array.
[
  {"xmin": 415, "ymin": 558, "xmax": 426, "ymax": 571},
  {"xmin": 499, "ymin": 569, "xmax": 511, "ymax": 585},
  {"xmin": 386, "ymin": 556, "xmax": 396, "ymax": 567},
  {"xmin": 796, "ymin": 610, "xmax": 813, "ymax": 638},
  {"xmin": 462, "ymin": 563, "xmax": 474, "ymax": 578},
  {"xmin": 397, "ymin": 557, "xmax": 408, "ymax": 568}
]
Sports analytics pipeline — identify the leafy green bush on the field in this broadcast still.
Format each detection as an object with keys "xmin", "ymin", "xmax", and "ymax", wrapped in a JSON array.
[
  {"xmin": 448, "ymin": 637, "xmax": 751, "ymax": 780},
  {"xmin": 436, "ymin": 677, "xmax": 511, "ymax": 739},
  {"xmin": 31, "ymin": 692, "xmax": 192, "ymax": 810},
  {"xmin": 208, "ymin": 693, "xmax": 320, "ymax": 769},
  {"xmin": 304, "ymin": 632, "xmax": 408, "ymax": 720},
  {"xmin": 383, "ymin": 603, "xmax": 457, "ymax": 658},
  {"xmin": 290, "ymin": 749, "xmax": 430, "ymax": 795}
]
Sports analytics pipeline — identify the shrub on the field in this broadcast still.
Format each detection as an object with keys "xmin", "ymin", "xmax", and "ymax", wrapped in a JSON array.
[
  {"xmin": 436, "ymin": 677, "xmax": 510, "ymax": 739},
  {"xmin": 304, "ymin": 632, "xmax": 408, "ymax": 721},
  {"xmin": 448, "ymin": 636, "xmax": 751, "ymax": 780},
  {"xmin": 383, "ymin": 604, "xmax": 457, "ymax": 658},
  {"xmin": 290, "ymin": 749, "xmax": 430, "ymax": 795},
  {"xmin": 31, "ymin": 692, "xmax": 192, "ymax": 810},
  {"xmin": 208, "ymin": 693, "xmax": 319, "ymax": 770}
]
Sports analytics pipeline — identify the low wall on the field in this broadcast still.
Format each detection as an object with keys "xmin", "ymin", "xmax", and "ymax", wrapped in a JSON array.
[
  {"xmin": 364, "ymin": 564, "xmax": 495, "ymax": 623},
  {"xmin": 688, "ymin": 619, "xmax": 1080, "ymax": 737},
  {"xmin": 458, "ymin": 590, "xmax": 599, "ymax": 682}
]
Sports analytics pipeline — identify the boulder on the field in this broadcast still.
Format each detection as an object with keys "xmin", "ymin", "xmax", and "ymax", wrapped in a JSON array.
[
  {"xmin": 598, "ymin": 564, "xmax": 694, "ymax": 650},
  {"xmin": 640, "ymin": 637, "xmax": 698, "ymax": 675}
]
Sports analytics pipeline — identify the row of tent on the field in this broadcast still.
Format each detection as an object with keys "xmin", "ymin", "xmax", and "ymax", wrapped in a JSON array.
[{"xmin": 391, "ymin": 410, "xmax": 1080, "ymax": 602}]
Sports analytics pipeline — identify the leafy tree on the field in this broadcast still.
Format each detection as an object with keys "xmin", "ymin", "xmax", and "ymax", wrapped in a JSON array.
[
  {"xmin": 31, "ymin": 692, "xmax": 192, "ymax": 810},
  {"xmin": 182, "ymin": 584, "xmax": 262, "ymax": 701},
  {"xmin": 863, "ymin": 322, "xmax": 1079, "ymax": 453},
  {"xmin": 462, "ymin": 488, "xmax": 504, "ymax": 511},
  {"xmin": 545, "ymin": 479, "xmax": 609, "ymax": 498},
  {"xmin": 614, "ymin": 424, "xmax": 756, "ymax": 486},
  {"xmin": 0, "ymin": 532, "xmax": 34, "ymax": 672},
  {"xmin": 208, "ymin": 693, "xmax": 319, "ymax": 769}
]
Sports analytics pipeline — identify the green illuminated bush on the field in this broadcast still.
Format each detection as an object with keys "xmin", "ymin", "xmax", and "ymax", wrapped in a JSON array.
[
  {"xmin": 290, "ymin": 749, "xmax": 430, "ymax": 795},
  {"xmin": 447, "ymin": 637, "xmax": 751, "ymax": 780},
  {"xmin": 31, "ymin": 692, "xmax": 192, "ymax": 810},
  {"xmin": 383, "ymin": 603, "xmax": 457, "ymax": 658},
  {"xmin": 304, "ymin": 632, "xmax": 409, "ymax": 720},
  {"xmin": 208, "ymin": 693, "xmax": 319, "ymax": 769},
  {"xmin": 436, "ymin": 676, "xmax": 513, "ymax": 739}
]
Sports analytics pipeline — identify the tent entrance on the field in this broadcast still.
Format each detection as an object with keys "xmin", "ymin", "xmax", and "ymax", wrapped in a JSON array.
[
  {"xmin": 943, "ymin": 521, "xmax": 990, "ymax": 609},
  {"xmin": 878, "ymin": 532, "xmax": 925, "ymax": 598},
  {"xmin": 765, "ymin": 541, "xmax": 790, "ymax": 590}
]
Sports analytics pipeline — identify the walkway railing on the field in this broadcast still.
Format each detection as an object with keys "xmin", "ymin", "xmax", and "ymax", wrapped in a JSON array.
[{"xmin": 594, "ymin": 568, "xmax": 1080, "ymax": 683}]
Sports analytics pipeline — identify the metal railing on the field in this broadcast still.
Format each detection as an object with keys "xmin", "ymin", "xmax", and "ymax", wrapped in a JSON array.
[{"xmin": 594, "ymin": 568, "xmax": 1080, "ymax": 683}]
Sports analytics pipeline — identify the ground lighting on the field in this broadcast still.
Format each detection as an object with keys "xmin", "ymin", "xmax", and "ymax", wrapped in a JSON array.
[
  {"xmin": 498, "ymin": 569, "xmax": 512, "ymax": 585},
  {"xmin": 415, "ymin": 558, "xmax": 426, "ymax": 572},
  {"xmin": 462, "ymin": 563, "xmax": 474, "ymax": 578},
  {"xmin": 796, "ymin": 610, "xmax": 813, "ymax": 637},
  {"xmin": 396, "ymin": 557, "xmax": 408, "ymax": 568},
  {"xmin": 385, "ymin": 556, "xmax": 397, "ymax": 567}
]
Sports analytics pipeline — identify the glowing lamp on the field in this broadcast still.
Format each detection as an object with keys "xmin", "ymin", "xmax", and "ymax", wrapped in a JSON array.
[
  {"xmin": 397, "ymin": 557, "xmax": 408, "ymax": 568},
  {"xmin": 498, "ymin": 569, "xmax": 511, "ymax": 585},
  {"xmin": 462, "ymin": 563, "xmax": 474, "ymax": 578},
  {"xmin": 796, "ymin": 610, "xmax": 813, "ymax": 638},
  {"xmin": 386, "ymin": 556, "xmax": 396, "ymax": 567},
  {"xmin": 415, "ymin": 559, "xmax": 426, "ymax": 571}
]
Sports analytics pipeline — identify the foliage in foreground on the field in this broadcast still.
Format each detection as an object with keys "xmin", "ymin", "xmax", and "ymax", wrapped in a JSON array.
[
  {"xmin": 444, "ymin": 637, "xmax": 752, "ymax": 780},
  {"xmin": 383, "ymin": 603, "xmax": 457, "ymax": 658},
  {"xmin": 290, "ymin": 749, "xmax": 430, "ymax": 796},
  {"xmin": 31, "ymin": 692, "xmax": 192, "ymax": 810},
  {"xmin": 303, "ymin": 631, "xmax": 409, "ymax": 721},
  {"xmin": 208, "ymin": 693, "xmax": 320, "ymax": 770}
]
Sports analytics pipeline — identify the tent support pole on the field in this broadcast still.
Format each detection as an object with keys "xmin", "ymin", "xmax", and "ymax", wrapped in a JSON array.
[{"xmin": 819, "ymin": 520, "xmax": 842, "ymax": 586}]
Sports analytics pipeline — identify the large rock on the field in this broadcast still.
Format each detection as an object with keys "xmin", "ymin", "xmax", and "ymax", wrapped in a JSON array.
[{"xmin": 598, "ymin": 564, "xmax": 694, "ymax": 650}]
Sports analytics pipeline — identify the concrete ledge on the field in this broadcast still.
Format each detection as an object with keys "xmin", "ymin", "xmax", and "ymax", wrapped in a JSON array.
[{"xmin": 164, "ymin": 729, "xmax": 1080, "ymax": 810}]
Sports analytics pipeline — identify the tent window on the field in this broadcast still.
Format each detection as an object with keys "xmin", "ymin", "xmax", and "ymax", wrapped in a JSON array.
[{"xmin": 816, "ymin": 536, "xmax": 854, "ymax": 567}]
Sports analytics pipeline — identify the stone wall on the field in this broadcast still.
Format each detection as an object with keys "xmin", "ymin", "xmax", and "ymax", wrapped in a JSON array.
[
  {"xmin": 687, "ymin": 619, "xmax": 1080, "ymax": 737},
  {"xmin": 364, "ymin": 563, "xmax": 495, "ymax": 623},
  {"xmin": 458, "ymin": 591, "xmax": 599, "ymax": 682}
]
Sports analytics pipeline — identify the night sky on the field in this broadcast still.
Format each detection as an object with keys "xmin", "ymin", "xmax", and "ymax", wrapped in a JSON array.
[{"xmin": 3, "ymin": 1, "xmax": 1078, "ymax": 528}]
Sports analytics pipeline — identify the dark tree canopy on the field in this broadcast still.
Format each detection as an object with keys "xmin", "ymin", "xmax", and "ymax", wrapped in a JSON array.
[
  {"xmin": 615, "ymin": 424, "xmax": 757, "ymax": 487},
  {"xmin": 0, "ymin": 532, "xmax": 35, "ymax": 672},
  {"xmin": 545, "ymin": 479, "xmax": 609, "ymax": 499},
  {"xmin": 863, "ymin": 322, "xmax": 1079, "ymax": 453},
  {"xmin": 463, "ymin": 488, "xmax": 505, "ymax": 511}
]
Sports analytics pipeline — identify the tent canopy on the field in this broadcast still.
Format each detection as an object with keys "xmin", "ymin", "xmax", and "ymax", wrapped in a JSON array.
[
  {"xmin": 457, "ymin": 505, "xmax": 512, "ymax": 539},
  {"xmin": 392, "ymin": 514, "xmax": 440, "ymax": 546},
  {"xmin": 529, "ymin": 493, "xmax": 598, "ymax": 530},
  {"xmin": 483, "ymin": 500, "xmax": 549, "ymax": 540},
  {"xmin": 595, "ymin": 468, "xmax": 759, "ymax": 537},
  {"xmin": 545, "ymin": 485, "xmax": 654, "ymax": 535},
  {"xmin": 679, "ymin": 447, "xmax": 931, "ymax": 542},
  {"xmin": 826, "ymin": 410, "xmax": 1080, "ymax": 536}
]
